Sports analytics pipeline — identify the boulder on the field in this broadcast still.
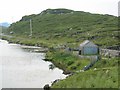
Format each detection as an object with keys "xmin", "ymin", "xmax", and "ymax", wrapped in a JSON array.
[{"xmin": 43, "ymin": 84, "xmax": 50, "ymax": 90}]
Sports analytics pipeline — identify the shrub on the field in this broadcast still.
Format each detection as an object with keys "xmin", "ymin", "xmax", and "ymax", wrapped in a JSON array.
[
  {"xmin": 67, "ymin": 61, "xmax": 74, "ymax": 66},
  {"xmin": 76, "ymin": 62, "xmax": 81, "ymax": 66},
  {"xmin": 70, "ymin": 66, "xmax": 77, "ymax": 70}
]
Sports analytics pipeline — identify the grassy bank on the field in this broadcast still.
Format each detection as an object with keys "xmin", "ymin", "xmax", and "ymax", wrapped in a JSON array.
[
  {"xmin": 45, "ymin": 50, "xmax": 91, "ymax": 74},
  {"xmin": 2, "ymin": 35, "xmax": 51, "ymax": 48},
  {"xmin": 51, "ymin": 57, "xmax": 119, "ymax": 88}
]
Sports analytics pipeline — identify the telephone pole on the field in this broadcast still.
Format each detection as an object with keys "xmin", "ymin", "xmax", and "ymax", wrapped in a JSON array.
[
  {"xmin": 0, "ymin": 24, "xmax": 2, "ymax": 39},
  {"xmin": 30, "ymin": 19, "xmax": 32, "ymax": 37}
]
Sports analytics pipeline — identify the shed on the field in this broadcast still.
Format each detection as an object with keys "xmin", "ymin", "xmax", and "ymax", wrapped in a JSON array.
[{"xmin": 79, "ymin": 40, "xmax": 99, "ymax": 55}]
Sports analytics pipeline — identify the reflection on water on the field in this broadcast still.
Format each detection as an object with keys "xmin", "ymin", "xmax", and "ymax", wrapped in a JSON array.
[{"xmin": 0, "ymin": 39, "xmax": 67, "ymax": 88}]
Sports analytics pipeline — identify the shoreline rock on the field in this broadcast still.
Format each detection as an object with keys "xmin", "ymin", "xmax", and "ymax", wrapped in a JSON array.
[{"xmin": 43, "ymin": 84, "xmax": 50, "ymax": 90}]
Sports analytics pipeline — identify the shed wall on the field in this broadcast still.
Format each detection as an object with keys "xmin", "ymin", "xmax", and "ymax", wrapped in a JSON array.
[{"xmin": 83, "ymin": 46, "xmax": 98, "ymax": 55}]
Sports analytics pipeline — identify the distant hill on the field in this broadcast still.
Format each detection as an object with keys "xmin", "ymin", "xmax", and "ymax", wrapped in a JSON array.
[
  {"xmin": 8, "ymin": 8, "xmax": 119, "ymax": 47},
  {"xmin": 0, "ymin": 22, "xmax": 10, "ymax": 27},
  {"xmin": 0, "ymin": 26, "xmax": 8, "ymax": 34}
]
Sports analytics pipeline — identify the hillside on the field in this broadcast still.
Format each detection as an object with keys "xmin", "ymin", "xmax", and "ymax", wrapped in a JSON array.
[{"xmin": 7, "ymin": 9, "xmax": 119, "ymax": 48}]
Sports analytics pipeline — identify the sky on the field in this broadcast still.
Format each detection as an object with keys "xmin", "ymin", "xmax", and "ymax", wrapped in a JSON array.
[{"xmin": 0, "ymin": 0, "xmax": 119, "ymax": 23}]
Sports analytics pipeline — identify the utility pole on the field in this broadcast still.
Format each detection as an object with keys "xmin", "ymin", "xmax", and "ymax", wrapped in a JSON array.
[
  {"xmin": 0, "ymin": 24, "xmax": 2, "ymax": 39},
  {"xmin": 30, "ymin": 19, "xmax": 32, "ymax": 37}
]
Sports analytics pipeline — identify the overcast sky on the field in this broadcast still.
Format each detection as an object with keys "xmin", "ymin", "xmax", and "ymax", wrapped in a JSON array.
[{"xmin": 0, "ymin": 0, "xmax": 119, "ymax": 23}]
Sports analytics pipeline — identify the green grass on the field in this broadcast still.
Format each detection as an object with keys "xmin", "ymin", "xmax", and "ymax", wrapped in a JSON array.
[
  {"xmin": 5, "ymin": 9, "xmax": 119, "ymax": 48},
  {"xmin": 52, "ymin": 67, "xmax": 118, "ymax": 88},
  {"xmin": 51, "ymin": 57, "xmax": 119, "ymax": 88},
  {"xmin": 45, "ymin": 50, "xmax": 91, "ymax": 72}
]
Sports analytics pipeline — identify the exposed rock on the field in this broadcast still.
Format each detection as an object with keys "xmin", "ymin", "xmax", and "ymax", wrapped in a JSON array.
[
  {"xmin": 51, "ymin": 79, "xmax": 60, "ymax": 86},
  {"xmin": 63, "ymin": 70, "xmax": 72, "ymax": 75},
  {"xmin": 43, "ymin": 84, "xmax": 50, "ymax": 90},
  {"xmin": 40, "ymin": 9, "xmax": 74, "ymax": 15}
]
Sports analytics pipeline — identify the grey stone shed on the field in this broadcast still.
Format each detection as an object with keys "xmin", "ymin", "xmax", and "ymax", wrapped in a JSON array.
[{"xmin": 79, "ymin": 40, "xmax": 99, "ymax": 55}]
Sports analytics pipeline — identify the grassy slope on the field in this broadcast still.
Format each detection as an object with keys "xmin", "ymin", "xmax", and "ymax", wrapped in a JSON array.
[
  {"xmin": 51, "ymin": 57, "xmax": 119, "ymax": 88},
  {"xmin": 7, "ymin": 9, "xmax": 119, "ymax": 48}
]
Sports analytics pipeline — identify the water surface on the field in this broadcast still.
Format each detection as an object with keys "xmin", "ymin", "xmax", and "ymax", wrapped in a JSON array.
[{"xmin": 0, "ymin": 39, "xmax": 67, "ymax": 88}]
